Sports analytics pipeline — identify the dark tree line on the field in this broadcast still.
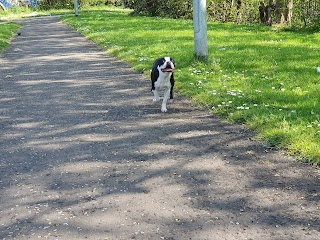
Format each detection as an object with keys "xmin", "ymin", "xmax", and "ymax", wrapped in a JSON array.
[
  {"xmin": 126, "ymin": 0, "xmax": 319, "ymax": 28},
  {"xmin": 258, "ymin": 0, "xmax": 293, "ymax": 26},
  {"xmin": 36, "ymin": 0, "xmax": 320, "ymax": 29}
]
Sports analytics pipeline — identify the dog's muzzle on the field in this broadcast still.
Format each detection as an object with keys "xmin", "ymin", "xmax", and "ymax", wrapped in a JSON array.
[{"xmin": 161, "ymin": 62, "xmax": 175, "ymax": 72}]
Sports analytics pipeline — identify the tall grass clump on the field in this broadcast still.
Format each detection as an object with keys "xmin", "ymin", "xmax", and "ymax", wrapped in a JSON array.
[{"xmin": 59, "ymin": 7, "xmax": 318, "ymax": 164}]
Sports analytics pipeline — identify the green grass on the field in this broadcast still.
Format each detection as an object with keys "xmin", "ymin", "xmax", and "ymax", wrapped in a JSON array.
[
  {"xmin": 62, "ymin": 7, "xmax": 320, "ymax": 164},
  {"xmin": 1, "ymin": 6, "xmax": 319, "ymax": 163},
  {"xmin": 0, "ymin": 22, "xmax": 20, "ymax": 53},
  {"xmin": 0, "ymin": 7, "xmax": 73, "ymax": 21}
]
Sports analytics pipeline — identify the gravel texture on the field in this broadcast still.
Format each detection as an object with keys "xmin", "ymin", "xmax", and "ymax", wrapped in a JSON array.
[{"xmin": 0, "ymin": 16, "xmax": 319, "ymax": 240}]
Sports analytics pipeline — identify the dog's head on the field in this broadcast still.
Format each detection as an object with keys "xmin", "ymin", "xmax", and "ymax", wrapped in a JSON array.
[{"xmin": 155, "ymin": 57, "xmax": 175, "ymax": 73}]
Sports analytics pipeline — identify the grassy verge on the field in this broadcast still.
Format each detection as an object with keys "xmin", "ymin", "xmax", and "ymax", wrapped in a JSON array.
[
  {"xmin": 61, "ymin": 7, "xmax": 320, "ymax": 164},
  {"xmin": 0, "ymin": 7, "xmax": 72, "ymax": 21},
  {"xmin": 0, "ymin": 22, "xmax": 20, "ymax": 53}
]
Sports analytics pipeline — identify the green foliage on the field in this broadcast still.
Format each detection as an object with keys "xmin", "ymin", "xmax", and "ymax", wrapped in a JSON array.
[
  {"xmin": 62, "ymin": 7, "xmax": 320, "ymax": 163},
  {"xmin": 126, "ymin": 0, "xmax": 259, "ymax": 22},
  {"xmin": 38, "ymin": 0, "xmax": 118, "ymax": 10},
  {"xmin": 126, "ymin": 0, "xmax": 192, "ymax": 18},
  {"xmin": 126, "ymin": 0, "xmax": 319, "ymax": 28},
  {"xmin": 38, "ymin": 0, "xmax": 73, "ymax": 10},
  {"xmin": 207, "ymin": 0, "xmax": 258, "ymax": 23},
  {"xmin": 292, "ymin": 0, "xmax": 320, "ymax": 30}
]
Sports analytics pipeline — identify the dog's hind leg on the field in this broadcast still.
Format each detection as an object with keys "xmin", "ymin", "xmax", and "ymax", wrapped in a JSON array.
[
  {"xmin": 169, "ymin": 84, "xmax": 174, "ymax": 103},
  {"xmin": 170, "ymin": 74, "xmax": 174, "ymax": 100}
]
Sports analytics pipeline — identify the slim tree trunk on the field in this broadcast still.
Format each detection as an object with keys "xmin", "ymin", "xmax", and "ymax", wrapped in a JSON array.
[
  {"xmin": 284, "ymin": 0, "xmax": 293, "ymax": 24},
  {"xmin": 275, "ymin": 0, "xmax": 292, "ymax": 24},
  {"xmin": 275, "ymin": 0, "xmax": 283, "ymax": 24}
]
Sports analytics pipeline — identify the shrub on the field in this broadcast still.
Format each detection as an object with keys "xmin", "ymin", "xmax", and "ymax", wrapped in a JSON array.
[{"xmin": 126, "ymin": 0, "xmax": 192, "ymax": 18}]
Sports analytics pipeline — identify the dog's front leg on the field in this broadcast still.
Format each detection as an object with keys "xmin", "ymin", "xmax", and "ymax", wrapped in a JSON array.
[
  {"xmin": 152, "ymin": 89, "xmax": 160, "ymax": 103},
  {"xmin": 161, "ymin": 87, "xmax": 171, "ymax": 112}
]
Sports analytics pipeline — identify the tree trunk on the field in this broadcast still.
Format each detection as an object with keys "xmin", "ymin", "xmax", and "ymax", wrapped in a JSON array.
[
  {"xmin": 284, "ymin": 0, "xmax": 293, "ymax": 24},
  {"xmin": 265, "ymin": 0, "xmax": 275, "ymax": 26},
  {"xmin": 275, "ymin": 0, "xmax": 293, "ymax": 24},
  {"xmin": 275, "ymin": 0, "xmax": 283, "ymax": 23},
  {"xmin": 259, "ymin": 2, "xmax": 266, "ymax": 24}
]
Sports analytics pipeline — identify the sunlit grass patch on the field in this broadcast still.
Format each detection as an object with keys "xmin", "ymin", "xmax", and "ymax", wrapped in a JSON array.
[
  {"xmin": 0, "ymin": 22, "xmax": 20, "ymax": 53},
  {"xmin": 62, "ymin": 7, "xmax": 320, "ymax": 164},
  {"xmin": 0, "ymin": 6, "xmax": 73, "ymax": 21}
]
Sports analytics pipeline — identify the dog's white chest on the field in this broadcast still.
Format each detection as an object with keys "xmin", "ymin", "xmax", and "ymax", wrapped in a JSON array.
[{"xmin": 155, "ymin": 74, "xmax": 172, "ymax": 89}]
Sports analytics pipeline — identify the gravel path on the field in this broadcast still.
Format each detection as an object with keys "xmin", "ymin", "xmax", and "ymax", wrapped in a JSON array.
[{"xmin": 0, "ymin": 16, "xmax": 319, "ymax": 240}]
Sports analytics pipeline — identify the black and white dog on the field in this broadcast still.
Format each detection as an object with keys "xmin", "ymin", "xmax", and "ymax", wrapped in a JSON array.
[{"xmin": 151, "ymin": 57, "xmax": 175, "ymax": 112}]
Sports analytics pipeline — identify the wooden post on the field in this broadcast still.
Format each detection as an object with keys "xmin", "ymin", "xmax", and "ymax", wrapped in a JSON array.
[{"xmin": 193, "ymin": 0, "xmax": 208, "ymax": 61}]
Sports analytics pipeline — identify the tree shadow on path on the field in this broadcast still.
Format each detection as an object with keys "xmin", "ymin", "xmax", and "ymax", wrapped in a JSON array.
[{"xmin": 0, "ymin": 16, "xmax": 319, "ymax": 240}]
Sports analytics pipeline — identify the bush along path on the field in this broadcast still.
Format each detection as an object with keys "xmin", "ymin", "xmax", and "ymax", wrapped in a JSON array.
[{"xmin": 0, "ymin": 16, "xmax": 319, "ymax": 240}]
